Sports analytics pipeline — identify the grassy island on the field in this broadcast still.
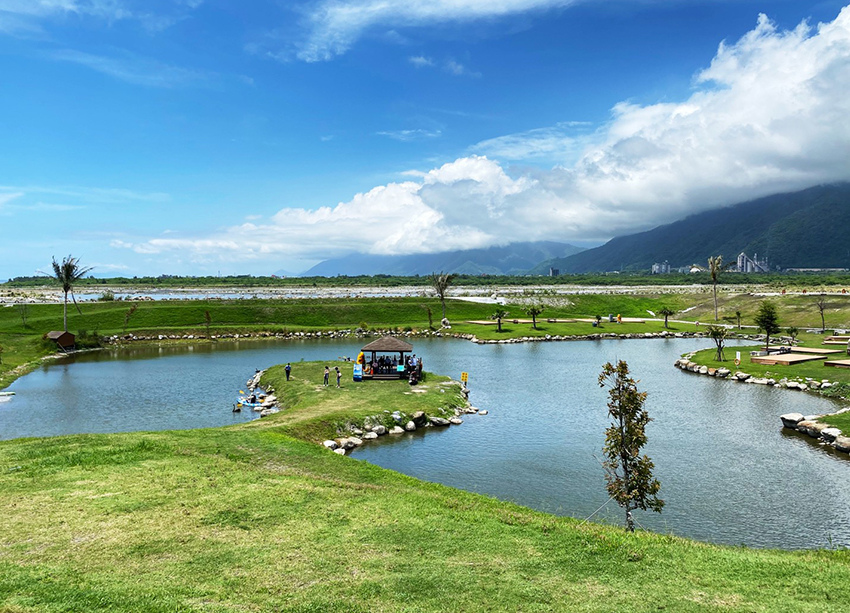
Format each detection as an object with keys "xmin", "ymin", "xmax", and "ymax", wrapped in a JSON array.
[{"xmin": 2, "ymin": 359, "xmax": 850, "ymax": 612}]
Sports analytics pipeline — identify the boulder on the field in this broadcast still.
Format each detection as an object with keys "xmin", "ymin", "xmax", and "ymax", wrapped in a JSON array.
[
  {"xmin": 363, "ymin": 432, "xmax": 378, "ymax": 440},
  {"xmin": 716, "ymin": 368, "xmax": 731, "ymax": 378},
  {"xmin": 698, "ymin": 366, "xmax": 709, "ymax": 375},
  {"xmin": 735, "ymin": 372, "xmax": 751, "ymax": 381},
  {"xmin": 404, "ymin": 421, "xmax": 416, "ymax": 432},
  {"xmin": 479, "ymin": 409, "xmax": 489, "ymax": 415},
  {"xmin": 389, "ymin": 426, "xmax": 405, "ymax": 435},
  {"xmin": 780, "ymin": 413, "xmax": 805, "ymax": 429},
  {"xmin": 372, "ymin": 425, "xmax": 387, "ymax": 435},
  {"xmin": 333, "ymin": 448, "xmax": 346, "ymax": 456},
  {"xmin": 821, "ymin": 428, "xmax": 842, "ymax": 443},
  {"xmin": 449, "ymin": 417, "xmax": 463, "ymax": 425},
  {"xmin": 348, "ymin": 437, "xmax": 363, "ymax": 447},
  {"xmin": 429, "ymin": 416, "xmax": 451, "ymax": 426},
  {"xmin": 412, "ymin": 411, "xmax": 428, "ymax": 428},
  {"xmin": 833, "ymin": 436, "xmax": 850, "ymax": 453},
  {"xmin": 322, "ymin": 440, "xmax": 339, "ymax": 450},
  {"xmin": 797, "ymin": 421, "xmax": 828, "ymax": 438}
]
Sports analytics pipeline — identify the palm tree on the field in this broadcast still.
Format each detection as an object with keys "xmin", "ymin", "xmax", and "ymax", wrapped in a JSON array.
[
  {"xmin": 658, "ymin": 307, "xmax": 675, "ymax": 329},
  {"xmin": 707, "ymin": 255, "xmax": 726, "ymax": 321},
  {"xmin": 51, "ymin": 255, "xmax": 93, "ymax": 332},
  {"xmin": 429, "ymin": 271, "xmax": 455, "ymax": 321},
  {"xmin": 525, "ymin": 302, "xmax": 545, "ymax": 330},
  {"xmin": 490, "ymin": 309, "xmax": 509, "ymax": 333}
]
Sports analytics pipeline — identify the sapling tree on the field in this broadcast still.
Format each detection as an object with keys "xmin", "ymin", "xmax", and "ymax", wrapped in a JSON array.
[
  {"xmin": 735, "ymin": 310, "xmax": 742, "ymax": 330},
  {"xmin": 420, "ymin": 304, "xmax": 434, "ymax": 330},
  {"xmin": 816, "ymin": 294, "xmax": 828, "ymax": 332},
  {"xmin": 599, "ymin": 360, "xmax": 663, "ymax": 532},
  {"xmin": 490, "ymin": 309, "xmax": 509, "ymax": 333},
  {"xmin": 706, "ymin": 325, "xmax": 728, "ymax": 361},
  {"xmin": 18, "ymin": 304, "xmax": 29, "ymax": 328},
  {"xmin": 204, "ymin": 310, "xmax": 212, "ymax": 339},
  {"xmin": 786, "ymin": 326, "xmax": 799, "ymax": 342},
  {"xmin": 755, "ymin": 301, "xmax": 781, "ymax": 351},
  {"xmin": 525, "ymin": 302, "xmax": 545, "ymax": 330},
  {"xmin": 123, "ymin": 303, "xmax": 138, "ymax": 334}
]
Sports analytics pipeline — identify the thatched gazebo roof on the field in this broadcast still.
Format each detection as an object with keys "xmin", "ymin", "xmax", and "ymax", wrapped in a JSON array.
[{"xmin": 361, "ymin": 335, "xmax": 413, "ymax": 353}]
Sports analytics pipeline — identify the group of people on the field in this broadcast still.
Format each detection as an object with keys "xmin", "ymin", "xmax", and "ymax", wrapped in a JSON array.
[
  {"xmin": 370, "ymin": 355, "xmax": 400, "ymax": 375},
  {"xmin": 323, "ymin": 365, "xmax": 342, "ymax": 388}
]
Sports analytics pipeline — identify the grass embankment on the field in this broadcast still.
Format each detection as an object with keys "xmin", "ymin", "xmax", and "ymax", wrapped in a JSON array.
[
  {"xmin": 0, "ymin": 296, "xmax": 703, "ymax": 390},
  {"xmin": 3, "ymin": 362, "xmax": 850, "ymax": 611}
]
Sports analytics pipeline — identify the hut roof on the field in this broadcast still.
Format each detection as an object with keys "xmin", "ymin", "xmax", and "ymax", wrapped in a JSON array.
[
  {"xmin": 46, "ymin": 331, "xmax": 74, "ymax": 340},
  {"xmin": 361, "ymin": 335, "xmax": 413, "ymax": 352}
]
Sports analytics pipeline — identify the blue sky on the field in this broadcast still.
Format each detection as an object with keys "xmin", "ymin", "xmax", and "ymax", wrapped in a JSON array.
[{"xmin": 1, "ymin": 0, "xmax": 849, "ymax": 277}]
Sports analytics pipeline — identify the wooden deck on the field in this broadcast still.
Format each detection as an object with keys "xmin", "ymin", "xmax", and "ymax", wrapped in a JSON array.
[
  {"xmin": 822, "ymin": 340, "xmax": 850, "ymax": 345},
  {"xmin": 750, "ymin": 353, "xmax": 827, "ymax": 365},
  {"xmin": 824, "ymin": 359, "xmax": 850, "ymax": 369},
  {"xmin": 768, "ymin": 345, "xmax": 843, "ymax": 355}
]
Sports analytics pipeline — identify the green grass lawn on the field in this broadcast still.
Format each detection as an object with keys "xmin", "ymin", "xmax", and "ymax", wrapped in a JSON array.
[{"xmin": 3, "ymin": 360, "xmax": 850, "ymax": 612}]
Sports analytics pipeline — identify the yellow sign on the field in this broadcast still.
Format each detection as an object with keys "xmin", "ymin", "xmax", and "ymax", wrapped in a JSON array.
[{"xmin": 461, "ymin": 372, "xmax": 468, "ymax": 383}]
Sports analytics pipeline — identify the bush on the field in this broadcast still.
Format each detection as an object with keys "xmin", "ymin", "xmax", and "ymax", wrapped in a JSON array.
[{"xmin": 98, "ymin": 290, "xmax": 115, "ymax": 301}]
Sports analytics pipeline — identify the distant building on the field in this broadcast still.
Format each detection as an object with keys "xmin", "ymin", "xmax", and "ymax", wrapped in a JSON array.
[
  {"xmin": 549, "ymin": 267, "xmax": 560, "ymax": 277},
  {"xmin": 651, "ymin": 261, "xmax": 671, "ymax": 274},
  {"xmin": 736, "ymin": 252, "xmax": 770, "ymax": 273}
]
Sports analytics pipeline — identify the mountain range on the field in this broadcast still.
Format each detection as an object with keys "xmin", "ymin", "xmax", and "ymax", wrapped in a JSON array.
[
  {"xmin": 537, "ymin": 183, "xmax": 850, "ymax": 273},
  {"xmin": 291, "ymin": 241, "xmax": 585, "ymax": 277}
]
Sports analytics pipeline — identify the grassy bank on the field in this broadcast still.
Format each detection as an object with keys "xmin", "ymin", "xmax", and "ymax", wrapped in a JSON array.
[{"xmin": 3, "ymin": 360, "xmax": 850, "ymax": 612}]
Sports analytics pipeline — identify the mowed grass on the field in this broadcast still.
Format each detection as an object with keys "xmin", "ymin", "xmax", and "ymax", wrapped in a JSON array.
[{"xmin": 3, "ymin": 375, "xmax": 850, "ymax": 612}]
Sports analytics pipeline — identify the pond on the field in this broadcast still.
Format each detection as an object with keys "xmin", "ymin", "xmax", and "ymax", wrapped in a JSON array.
[{"xmin": 2, "ymin": 337, "xmax": 848, "ymax": 549}]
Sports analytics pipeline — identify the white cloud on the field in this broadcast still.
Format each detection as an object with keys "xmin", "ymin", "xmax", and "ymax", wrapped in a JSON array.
[
  {"xmin": 444, "ymin": 58, "xmax": 480, "ymax": 77},
  {"xmin": 472, "ymin": 122, "xmax": 595, "ymax": 162},
  {"xmin": 115, "ymin": 6, "xmax": 850, "ymax": 263},
  {"xmin": 408, "ymin": 55, "xmax": 434, "ymax": 67},
  {"xmin": 47, "ymin": 48, "xmax": 210, "ymax": 87},
  {"xmin": 293, "ymin": 0, "xmax": 575, "ymax": 61},
  {"xmin": 376, "ymin": 128, "xmax": 442, "ymax": 141}
]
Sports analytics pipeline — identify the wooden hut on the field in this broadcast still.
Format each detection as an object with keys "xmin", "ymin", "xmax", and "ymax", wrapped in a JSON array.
[
  {"xmin": 46, "ymin": 331, "xmax": 75, "ymax": 351},
  {"xmin": 360, "ymin": 335, "xmax": 414, "ymax": 380}
]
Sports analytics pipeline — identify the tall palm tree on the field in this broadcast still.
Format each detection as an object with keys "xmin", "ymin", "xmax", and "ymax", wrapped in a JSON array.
[
  {"xmin": 490, "ymin": 309, "xmax": 509, "ymax": 332},
  {"xmin": 51, "ymin": 255, "xmax": 93, "ymax": 332},
  {"xmin": 658, "ymin": 307, "xmax": 675, "ymax": 329},
  {"xmin": 707, "ymin": 255, "xmax": 727, "ymax": 321},
  {"xmin": 430, "ymin": 271, "xmax": 455, "ymax": 321}
]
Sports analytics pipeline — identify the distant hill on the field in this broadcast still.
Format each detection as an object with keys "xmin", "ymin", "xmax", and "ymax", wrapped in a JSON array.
[
  {"xmin": 535, "ymin": 183, "xmax": 850, "ymax": 273},
  {"xmin": 298, "ymin": 241, "xmax": 585, "ymax": 277}
]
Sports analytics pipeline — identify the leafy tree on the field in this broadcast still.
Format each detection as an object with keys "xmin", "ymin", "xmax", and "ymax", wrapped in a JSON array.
[
  {"xmin": 594, "ymin": 314, "xmax": 602, "ymax": 327},
  {"xmin": 429, "ymin": 271, "xmax": 455, "ymax": 321},
  {"xmin": 755, "ymin": 301, "xmax": 781, "ymax": 351},
  {"xmin": 816, "ymin": 294, "xmax": 828, "ymax": 331},
  {"xmin": 706, "ymin": 325, "xmax": 728, "ymax": 361},
  {"xmin": 490, "ymin": 309, "xmax": 509, "ymax": 333},
  {"xmin": 51, "ymin": 255, "xmax": 93, "ymax": 332},
  {"xmin": 525, "ymin": 302, "xmax": 545, "ymax": 330},
  {"xmin": 658, "ymin": 307, "xmax": 675, "ymax": 329},
  {"xmin": 599, "ymin": 360, "xmax": 663, "ymax": 532}
]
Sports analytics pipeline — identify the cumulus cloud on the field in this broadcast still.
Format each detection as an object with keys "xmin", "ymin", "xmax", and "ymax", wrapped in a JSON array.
[
  {"xmin": 116, "ymin": 7, "xmax": 850, "ymax": 263},
  {"xmin": 293, "ymin": 0, "xmax": 575, "ymax": 62}
]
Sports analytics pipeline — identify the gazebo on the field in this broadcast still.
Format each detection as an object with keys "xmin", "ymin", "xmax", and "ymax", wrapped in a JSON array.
[{"xmin": 359, "ymin": 335, "xmax": 414, "ymax": 380}]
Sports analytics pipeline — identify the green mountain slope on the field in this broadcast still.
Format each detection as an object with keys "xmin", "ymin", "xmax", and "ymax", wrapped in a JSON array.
[
  {"xmin": 541, "ymin": 184, "xmax": 850, "ymax": 273},
  {"xmin": 299, "ymin": 241, "xmax": 585, "ymax": 277}
]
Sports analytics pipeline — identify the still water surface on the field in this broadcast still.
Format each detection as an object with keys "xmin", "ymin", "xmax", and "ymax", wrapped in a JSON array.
[{"xmin": 2, "ymin": 337, "xmax": 848, "ymax": 549}]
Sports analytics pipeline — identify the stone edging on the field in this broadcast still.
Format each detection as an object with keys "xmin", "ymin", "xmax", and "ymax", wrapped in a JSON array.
[{"xmin": 780, "ymin": 411, "xmax": 850, "ymax": 455}]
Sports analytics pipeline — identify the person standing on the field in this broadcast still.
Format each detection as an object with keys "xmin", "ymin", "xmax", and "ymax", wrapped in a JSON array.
[
  {"xmin": 323, "ymin": 366, "xmax": 330, "ymax": 386},
  {"xmin": 335, "ymin": 366, "xmax": 341, "ymax": 388},
  {"xmin": 285, "ymin": 363, "xmax": 292, "ymax": 380}
]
